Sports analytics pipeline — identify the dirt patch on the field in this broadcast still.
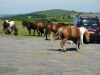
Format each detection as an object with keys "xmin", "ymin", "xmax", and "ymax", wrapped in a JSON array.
[
  {"xmin": 59, "ymin": 52, "xmax": 85, "ymax": 57},
  {"xmin": 33, "ymin": 51, "xmax": 54, "ymax": 56}
]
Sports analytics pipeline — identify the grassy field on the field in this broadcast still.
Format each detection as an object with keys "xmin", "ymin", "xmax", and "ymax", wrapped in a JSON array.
[
  {"xmin": 0, "ymin": 20, "xmax": 71, "ymax": 38},
  {"xmin": 0, "ymin": 20, "xmax": 37, "ymax": 38}
]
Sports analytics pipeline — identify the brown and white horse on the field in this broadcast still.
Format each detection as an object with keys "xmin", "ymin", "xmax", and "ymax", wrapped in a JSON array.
[
  {"xmin": 2, "ymin": 20, "xmax": 18, "ymax": 36},
  {"xmin": 51, "ymin": 26, "xmax": 90, "ymax": 52},
  {"xmin": 68, "ymin": 27, "xmax": 90, "ymax": 44}
]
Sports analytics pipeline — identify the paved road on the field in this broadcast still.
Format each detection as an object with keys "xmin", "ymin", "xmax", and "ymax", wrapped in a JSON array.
[{"xmin": 0, "ymin": 37, "xmax": 100, "ymax": 75}]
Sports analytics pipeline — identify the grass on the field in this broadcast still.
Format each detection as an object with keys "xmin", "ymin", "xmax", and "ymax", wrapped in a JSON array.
[
  {"xmin": 0, "ymin": 20, "xmax": 71, "ymax": 38},
  {"xmin": 0, "ymin": 20, "xmax": 42, "ymax": 38}
]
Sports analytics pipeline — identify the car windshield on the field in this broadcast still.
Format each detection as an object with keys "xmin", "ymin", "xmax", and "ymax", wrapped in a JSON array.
[{"xmin": 81, "ymin": 19, "xmax": 99, "ymax": 26}]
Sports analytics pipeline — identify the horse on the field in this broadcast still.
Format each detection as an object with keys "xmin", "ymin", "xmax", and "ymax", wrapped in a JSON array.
[
  {"xmin": 22, "ymin": 21, "xmax": 37, "ymax": 36},
  {"xmin": 51, "ymin": 26, "xmax": 90, "ymax": 52},
  {"xmin": 22, "ymin": 20, "xmax": 52, "ymax": 37},
  {"xmin": 33, "ymin": 21, "xmax": 46, "ymax": 36},
  {"xmin": 68, "ymin": 27, "xmax": 90, "ymax": 44},
  {"xmin": 45, "ymin": 23, "xmax": 67, "ymax": 40},
  {"xmin": 2, "ymin": 20, "xmax": 18, "ymax": 36}
]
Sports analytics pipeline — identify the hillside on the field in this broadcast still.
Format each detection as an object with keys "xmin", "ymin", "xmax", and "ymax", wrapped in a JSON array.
[
  {"xmin": 11, "ymin": 9, "xmax": 79, "ymax": 18},
  {"xmin": 29, "ymin": 9, "xmax": 78, "ymax": 17}
]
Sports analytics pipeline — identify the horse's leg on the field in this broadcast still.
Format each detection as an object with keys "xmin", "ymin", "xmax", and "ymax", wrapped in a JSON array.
[
  {"xmin": 45, "ymin": 29, "xmax": 50, "ymax": 40},
  {"xmin": 3, "ymin": 27, "xmax": 5, "ymax": 34},
  {"xmin": 13, "ymin": 25, "xmax": 18, "ymax": 36},
  {"xmin": 40, "ymin": 29, "xmax": 44, "ymax": 36},
  {"xmin": 43, "ymin": 29, "xmax": 46, "ymax": 37},
  {"xmin": 60, "ymin": 40, "xmax": 64, "ymax": 52},
  {"xmin": 78, "ymin": 39, "xmax": 80, "ymax": 50},
  {"xmin": 37, "ymin": 29, "xmax": 40, "ymax": 36},
  {"xmin": 40, "ymin": 29, "xmax": 42, "ymax": 36},
  {"xmin": 60, "ymin": 38, "xmax": 67, "ymax": 52},
  {"xmin": 33, "ymin": 29, "xmax": 35, "ymax": 36},
  {"xmin": 3, "ymin": 27, "xmax": 9, "ymax": 34},
  {"xmin": 80, "ymin": 33, "xmax": 84, "ymax": 45},
  {"xmin": 3, "ymin": 28, "xmax": 7, "ymax": 34},
  {"xmin": 11, "ymin": 27, "xmax": 14, "ymax": 35},
  {"xmin": 44, "ymin": 29, "xmax": 46, "ymax": 36},
  {"xmin": 62, "ymin": 38, "xmax": 67, "ymax": 52},
  {"xmin": 76, "ymin": 38, "xmax": 80, "ymax": 52}
]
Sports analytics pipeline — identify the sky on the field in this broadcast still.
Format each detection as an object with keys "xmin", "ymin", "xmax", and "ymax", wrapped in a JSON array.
[{"xmin": 0, "ymin": 0, "xmax": 100, "ymax": 14}]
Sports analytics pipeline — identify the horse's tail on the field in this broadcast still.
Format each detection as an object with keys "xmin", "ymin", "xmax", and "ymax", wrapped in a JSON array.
[
  {"xmin": 50, "ymin": 27, "xmax": 63, "ymax": 41},
  {"xmin": 13, "ymin": 25, "xmax": 18, "ymax": 36}
]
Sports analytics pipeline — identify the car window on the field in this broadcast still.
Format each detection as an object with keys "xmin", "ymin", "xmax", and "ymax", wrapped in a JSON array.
[{"xmin": 81, "ymin": 19, "xmax": 99, "ymax": 26}]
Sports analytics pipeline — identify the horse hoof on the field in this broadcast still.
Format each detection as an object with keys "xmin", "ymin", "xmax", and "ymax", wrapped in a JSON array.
[{"xmin": 63, "ymin": 50, "xmax": 66, "ymax": 52}]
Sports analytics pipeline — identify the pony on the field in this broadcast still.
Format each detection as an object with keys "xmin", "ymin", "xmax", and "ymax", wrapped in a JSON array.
[
  {"xmin": 22, "ymin": 21, "xmax": 37, "ymax": 36},
  {"xmin": 51, "ymin": 26, "xmax": 90, "ymax": 52},
  {"xmin": 68, "ymin": 27, "xmax": 90, "ymax": 44},
  {"xmin": 2, "ymin": 20, "xmax": 18, "ymax": 36},
  {"xmin": 45, "ymin": 23, "xmax": 67, "ymax": 40},
  {"xmin": 34, "ymin": 21, "xmax": 46, "ymax": 36},
  {"xmin": 32, "ymin": 20, "xmax": 54, "ymax": 39},
  {"xmin": 22, "ymin": 20, "xmax": 52, "ymax": 37}
]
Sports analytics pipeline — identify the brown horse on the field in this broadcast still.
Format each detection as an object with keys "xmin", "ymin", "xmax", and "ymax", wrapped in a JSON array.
[
  {"xmin": 2, "ymin": 20, "xmax": 18, "ymax": 36},
  {"xmin": 34, "ymin": 21, "xmax": 46, "ymax": 36},
  {"xmin": 22, "ymin": 20, "xmax": 52, "ymax": 37},
  {"xmin": 46, "ymin": 23, "xmax": 67, "ymax": 40},
  {"xmin": 33, "ymin": 20, "xmax": 53, "ymax": 39},
  {"xmin": 51, "ymin": 26, "xmax": 90, "ymax": 52}
]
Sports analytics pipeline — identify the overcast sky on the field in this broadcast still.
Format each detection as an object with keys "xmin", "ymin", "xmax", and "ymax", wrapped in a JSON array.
[{"xmin": 0, "ymin": 0, "xmax": 100, "ymax": 14}]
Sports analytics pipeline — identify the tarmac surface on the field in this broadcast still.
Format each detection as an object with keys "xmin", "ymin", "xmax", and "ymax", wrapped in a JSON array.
[{"xmin": 0, "ymin": 37, "xmax": 100, "ymax": 75}]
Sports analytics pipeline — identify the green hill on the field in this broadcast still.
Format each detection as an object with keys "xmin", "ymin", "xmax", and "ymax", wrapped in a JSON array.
[{"xmin": 12, "ymin": 9, "xmax": 79, "ymax": 18}]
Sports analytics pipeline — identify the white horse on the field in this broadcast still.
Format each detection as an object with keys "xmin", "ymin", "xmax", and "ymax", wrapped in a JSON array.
[{"xmin": 2, "ymin": 20, "xmax": 18, "ymax": 35}]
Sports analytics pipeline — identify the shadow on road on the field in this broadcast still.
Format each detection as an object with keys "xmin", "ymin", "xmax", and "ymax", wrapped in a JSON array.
[{"xmin": 48, "ymin": 48, "xmax": 77, "ymax": 52}]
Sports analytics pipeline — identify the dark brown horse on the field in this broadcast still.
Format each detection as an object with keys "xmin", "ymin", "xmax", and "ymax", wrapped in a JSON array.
[
  {"xmin": 22, "ymin": 21, "xmax": 37, "ymax": 36},
  {"xmin": 51, "ymin": 26, "xmax": 90, "ymax": 52},
  {"xmin": 2, "ymin": 20, "xmax": 18, "ymax": 36}
]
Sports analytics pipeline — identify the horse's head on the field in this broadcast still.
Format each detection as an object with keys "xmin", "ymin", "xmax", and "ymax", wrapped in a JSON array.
[
  {"xmin": 84, "ymin": 30, "xmax": 90, "ymax": 42},
  {"xmin": 22, "ymin": 21, "xmax": 27, "ymax": 28},
  {"xmin": 2, "ymin": 20, "xmax": 9, "ymax": 29},
  {"xmin": 13, "ymin": 25, "xmax": 18, "ymax": 36}
]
